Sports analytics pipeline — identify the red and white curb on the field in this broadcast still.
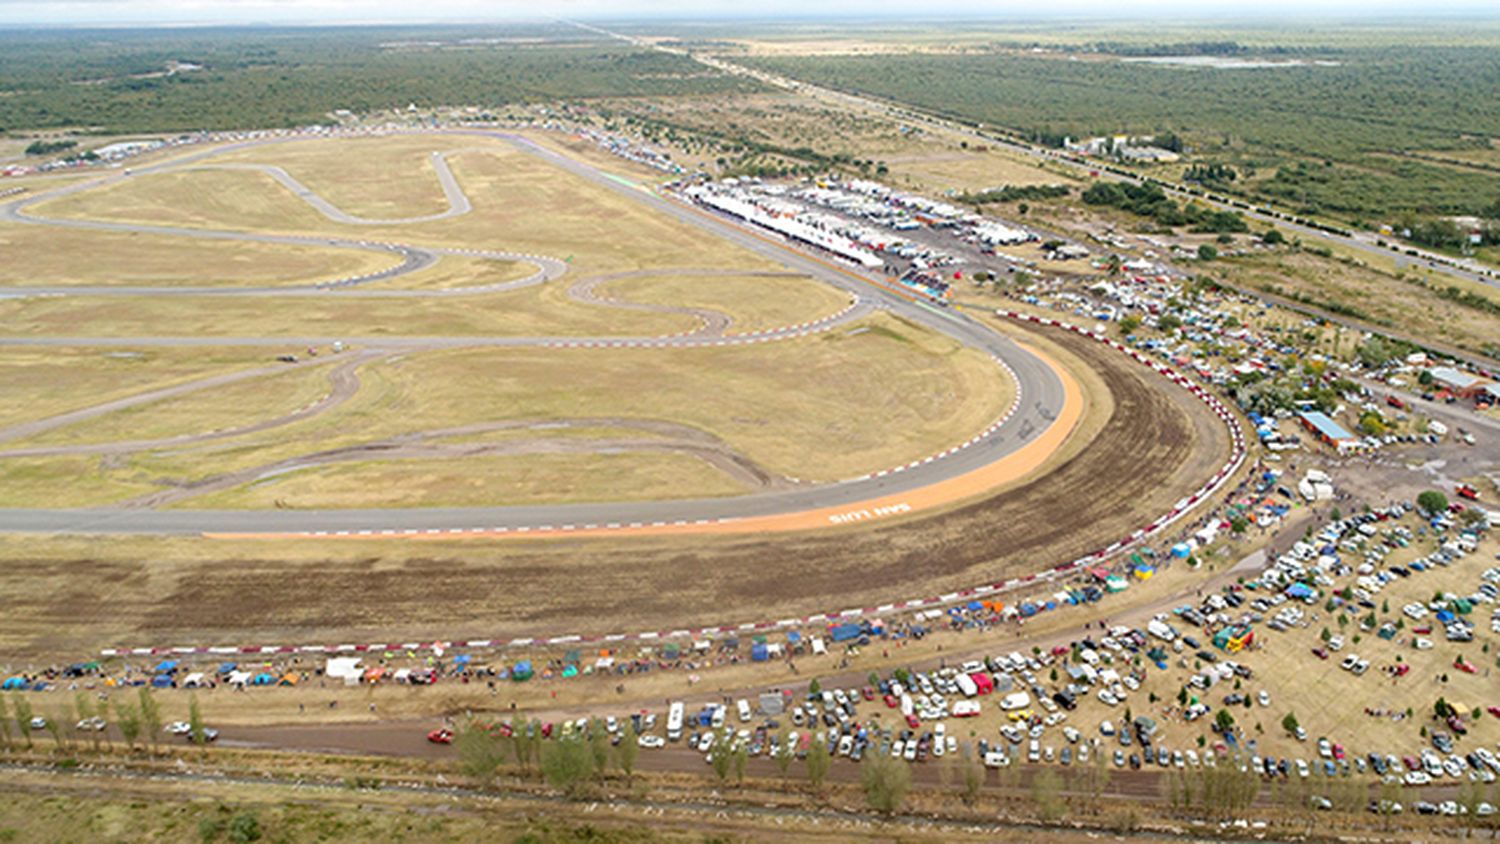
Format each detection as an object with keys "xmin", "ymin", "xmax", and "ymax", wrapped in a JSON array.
[{"xmin": 98, "ymin": 313, "xmax": 1249, "ymax": 659}]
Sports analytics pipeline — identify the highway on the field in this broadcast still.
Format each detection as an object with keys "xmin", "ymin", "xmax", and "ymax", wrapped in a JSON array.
[{"xmin": 0, "ymin": 128, "xmax": 1077, "ymax": 537}]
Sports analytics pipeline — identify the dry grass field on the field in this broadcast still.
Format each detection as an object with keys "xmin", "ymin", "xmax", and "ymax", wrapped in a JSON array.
[
  {"xmin": 0, "ymin": 262, "xmax": 697, "ymax": 340},
  {"xmin": 594, "ymin": 93, "xmax": 1069, "ymax": 196},
  {"xmin": 1215, "ymin": 249, "xmax": 1500, "ymax": 355},
  {"xmin": 184, "ymin": 452, "xmax": 751, "ymax": 510},
  {"xmin": 29, "ymin": 134, "xmax": 789, "ymax": 280},
  {"xmin": 0, "ymin": 224, "xmax": 401, "ymax": 288},
  {"xmin": 2, "ymin": 311, "xmax": 1014, "ymax": 508},
  {"xmin": 212, "ymin": 134, "xmax": 465, "ymax": 219},
  {"xmin": 598, "ymin": 272, "xmax": 850, "ymax": 333},
  {"xmin": 13, "ymin": 360, "xmax": 337, "ymax": 448},
  {"xmin": 0, "ymin": 346, "xmax": 296, "ymax": 431},
  {"xmin": 34, "ymin": 167, "xmax": 334, "ymax": 232}
]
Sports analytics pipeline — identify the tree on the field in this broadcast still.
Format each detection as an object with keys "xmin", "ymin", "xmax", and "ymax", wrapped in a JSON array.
[
  {"xmin": 540, "ymin": 734, "xmax": 595, "ymax": 796},
  {"xmin": 860, "ymin": 751, "xmax": 911, "ymax": 815},
  {"xmin": 1281, "ymin": 712, "xmax": 1300, "ymax": 735},
  {"xmin": 1158, "ymin": 314, "xmax": 1182, "ymax": 332},
  {"xmin": 188, "ymin": 694, "xmax": 207, "ymax": 747},
  {"xmin": 1197, "ymin": 244, "xmax": 1219, "ymax": 261},
  {"xmin": 588, "ymin": 719, "xmax": 610, "ymax": 781},
  {"xmin": 808, "ymin": 678, "xmax": 821, "ymax": 697},
  {"xmin": 114, "ymin": 698, "xmax": 141, "ymax": 751},
  {"xmin": 137, "ymin": 688, "xmax": 162, "ymax": 752},
  {"xmin": 1417, "ymin": 490, "xmax": 1449, "ymax": 515},
  {"xmin": 455, "ymin": 719, "xmax": 505, "ymax": 785},
  {"xmin": 732, "ymin": 743, "xmax": 748, "ymax": 786},
  {"xmin": 1230, "ymin": 516, "xmax": 1248, "ymax": 534},
  {"xmin": 960, "ymin": 747, "xmax": 985, "ymax": 807},
  {"xmin": 1031, "ymin": 768, "xmax": 1066, "ymax": 821},
  {"xmin": 1215, "ymin": 708, "xmax": 1235, "ymax": 734},
  {"xmin": 804, "ymin": 738, "xmax": 832, "ymax": 793},
  {"xmin": 1418, "ymin": 369, "xmax": 1435, "ymax": 386},
  {"xmin": 1262, "ymin": 228, "xmax": 1285, "ymax": 245},
  {"xmin": 0, "ymin": 694, "xmax": 11, "ymax": 750},
  {"xmin": 12, "ymin": 696, "xmax": 33, "ymax": 749},
  {"xmin": 616, "ymin": 723, "xmax": 640, "ymax": 779},
  {"xmin": 42, "ymin": 712, "xmax": 64, "ymax": 751},
  {"xmin": 74, "ymin": 692, "xmax": 100, "ymax": 751},
  {"xmin": 774, "ymin": 729, "xmax": 794, "ymax": 779},
  {"xmin": 1119, "ymin": 314, "xmax": 1142, "ymax": 335},
  {"xmin": 709, "ymin": 728, "xmax": 734, "ymax": 785}
]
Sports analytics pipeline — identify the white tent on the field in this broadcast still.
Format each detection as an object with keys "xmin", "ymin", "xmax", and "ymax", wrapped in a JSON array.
[
  {"xmin": 325, "ymin": 657, "xmax": 364, "ymax": 686},
  {"xmin": 181, "ymin": 672, "xmax": 206, "ymax": 688}
]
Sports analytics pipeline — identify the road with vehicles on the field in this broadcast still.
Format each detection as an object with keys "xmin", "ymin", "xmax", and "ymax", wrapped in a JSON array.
[{"xmin": 0, "ymin": 128, "xmax": 1085, "ymax": 540}]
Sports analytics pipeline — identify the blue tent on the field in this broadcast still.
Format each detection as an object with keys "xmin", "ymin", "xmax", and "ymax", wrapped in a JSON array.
[
  {"xmin": 786, "ymin": 631, "xmax": 802, "ymax": 644},
  {"xmin": 151, "ymin": 675, "xmax": 174, "ymax": 688},
  {"xmin": 1, "ymin": 677, "xmax": 27, "ymax": 691},
  {"xmin": 967, "ymin": 600, "xmax": 984, "ymax": 612},
  {"xmin": 1435, "ymin": 610, "xmax": 1456, "ymax": 623},
  {"xmin": 250, "ymin": 673, "xmax": 276, "ymax": 686},
  {"xmin": 154, "ymin": 660, "xmax": 179, "ymax": 673},
  {"xmin": 512, "ymin": 660, "xmax": 533, "ymax": 681},
  {"xmin": 217, "ymin": 662, "xmax": 237, "ymax": 675},
  {"xmin": 751, "ymin": 643, "xmax": 769, "ymax": 662},
  {"xmin": 454, "ymin": 654, "xmax": 472, "ymax": 666},
  {"xmin": 1285, "ymin": 583, "xmax": 1315, "ymax": 600}
]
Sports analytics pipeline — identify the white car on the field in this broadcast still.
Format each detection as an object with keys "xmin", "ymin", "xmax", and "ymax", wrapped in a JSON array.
[
  {"xmin": 1414, "ymin": 638, "xmax": 1434, "ymax": 650},
  {"xmin": 1405, "ymin": 771, "xmax": 1432, "ymax": 786},
  {"xmin": 637, "ymin": 734, "xmax": 665, "ymax": 749},
  {"xmin": 165, "ymin": 721, "xmax": 191, "ymax": 735},
  {"xmin": 1257, "ymin": 690, "xmax": 1270, "ymax": 707}
]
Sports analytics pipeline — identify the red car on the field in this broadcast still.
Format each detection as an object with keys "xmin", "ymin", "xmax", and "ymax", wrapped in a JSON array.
[
  {"xmin": 1311, "ymin": 647, "xmax": 1329, "ymax": 660},
  {"xmin": 1386, "ymin": 395, "xmax": 1406, "ymax": 410},
  {"xmin": 861, "ymin": 687, "xmax": 875, "ymax": 701},
  {"xmin": 1455, "ymin": 658, "xmax": 1478, "ymax": 674},
  {"xmin": 1332, "ymin": 743, "xmax": 1345, "ymax": 761},
  {"xmin": 426, "ymin": 728, "xmax": 453, "ymax": 744},
  {"xmin": 1486, "ymin": 706, "xmax": 1500, "ymax": 719},
  {"xmin": 883, "ymin": 693, "xmax": 899, "ymax": 708},
  {"xmin": 905, "ymin": 714, "xmax": 921, "ymax": 729},
  {"xmin": 1458, "ymin": 484, "xmax": 1481, "ymax": 501}
]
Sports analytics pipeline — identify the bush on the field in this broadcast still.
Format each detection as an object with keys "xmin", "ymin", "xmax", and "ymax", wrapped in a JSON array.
[{"xmin": 227, "ymin": 813, "xmax": 261, "ymax": 844}]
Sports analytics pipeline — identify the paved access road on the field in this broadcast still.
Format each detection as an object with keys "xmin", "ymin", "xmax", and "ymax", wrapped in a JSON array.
[{"xmin": 0, "ymin": 128, "xmax": 1072, "ymax": 537}]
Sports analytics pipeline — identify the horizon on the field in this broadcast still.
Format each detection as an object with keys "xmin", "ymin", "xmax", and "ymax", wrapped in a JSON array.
[{"xmin": 3, "ymin": 2, "xmax": 1500, "ymax": 28}]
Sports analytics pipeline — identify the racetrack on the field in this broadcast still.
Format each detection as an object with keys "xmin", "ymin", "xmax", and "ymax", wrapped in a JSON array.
[{"xmin": 0, "ymin": 128, "xmax": 1078, "ymax": 539}]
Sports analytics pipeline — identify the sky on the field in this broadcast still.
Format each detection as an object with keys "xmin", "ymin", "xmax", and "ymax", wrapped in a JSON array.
[{"xmin": 0, "ymin": 0, "xmax": 1495, "ymax": 27}]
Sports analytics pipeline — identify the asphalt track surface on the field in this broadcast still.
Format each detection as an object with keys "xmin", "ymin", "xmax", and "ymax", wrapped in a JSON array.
[{"xmin": 0, "ymin": 129, "xmax": 1072, "ymax": 537}]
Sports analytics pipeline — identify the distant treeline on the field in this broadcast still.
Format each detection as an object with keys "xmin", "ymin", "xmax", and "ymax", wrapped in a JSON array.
[
  {"xmin": 960, "ymin": 184, "xmax": 1071, "ymax": 204},
  {"xmin": 23, "ymin": 139, "xmax": 76, "ymax": 155},
  {"xmin": 0, "ymin": 26, "xmax": 761, "ymax": 133},
  {"xmin": 1083, "ymin": 181, "xmax": 1248, "ymax": 233},
  {"xmin": 742, "ymin": 46, "xmax": 1500, "ymax": 219}
]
